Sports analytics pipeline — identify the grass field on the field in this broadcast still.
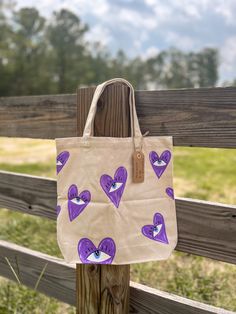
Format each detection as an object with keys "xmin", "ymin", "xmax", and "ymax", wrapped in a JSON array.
[{"xmin": 0, "ymin": 138, "xmax": 236, "ymax": 313}]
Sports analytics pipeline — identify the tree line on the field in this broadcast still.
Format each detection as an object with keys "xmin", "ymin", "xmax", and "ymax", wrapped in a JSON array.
[{"xmin": 0, "ymin": 4, "xmax": 220, "ymax": 96}]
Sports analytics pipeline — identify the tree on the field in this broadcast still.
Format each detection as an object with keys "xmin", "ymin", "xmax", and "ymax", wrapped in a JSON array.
[
  {"xmin": 142, "ymin": 48, "xmax": 219, "ymax": 89},
  {"xmin": 0, "ymin": 0, "xmax": 14, "ymax": 95},
  {"xmin": 196, "ymin": 48, "xmax": 218, "ymax": 87},
  {"xmin": 0, "ymin": 4, "xmax": 221, "ymax": 95},
  {"xmin": 47, "ymin": 9, "xmax": 89, "ymax": 93},
  {"xmin": 8, "ymin": 7, "xmax": 47, "ymax": 95}
]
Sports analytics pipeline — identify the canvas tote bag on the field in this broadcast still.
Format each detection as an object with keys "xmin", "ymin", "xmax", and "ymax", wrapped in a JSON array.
[{"xmin": 56, "ymin": 78, "xmax": 177, "ymax": 265}]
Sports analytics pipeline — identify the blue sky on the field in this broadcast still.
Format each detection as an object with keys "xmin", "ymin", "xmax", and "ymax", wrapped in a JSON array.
[{"xmin": 17, "ymin": 0, "xmax": 236, "ymax": 84}]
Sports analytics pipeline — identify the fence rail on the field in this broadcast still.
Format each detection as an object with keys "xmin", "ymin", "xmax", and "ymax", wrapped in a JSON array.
[
  {"xmin": 0, "ymin": 240, "xmax": 234, "ymax": 314},
  {"xmin": 0, "ymin": 87, "xmax": 236, "ymax": 148}
]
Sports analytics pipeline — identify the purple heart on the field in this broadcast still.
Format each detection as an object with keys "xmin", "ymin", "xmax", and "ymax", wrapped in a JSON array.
[
  {"xmin": 149, "ymin": 150, "xmax": 171, "ymax": 179},
  {"xmin": 57, "ymin": 151, "xmax": 70, "ymax": 174},
  {"xmin": 142, "ymin": 213, "xmax": 169, "ymax": 244},
  {"xmin": 100, "ymin": 167, "xmax": 127, "ymax": 208},
  {"xmin": 166, "ymin": 187, "xmax": 174, "ymax": 200},
  {"xmin": 56, "ymin": 205, "xmax": 61, "ymax": 216},
  {"xmin": 68, "ymin": 184, "xmax": 91, "ymax": 221},
  {"xmin": 78, "ymin": 237, "xmax": 116, "ymax": 264}
]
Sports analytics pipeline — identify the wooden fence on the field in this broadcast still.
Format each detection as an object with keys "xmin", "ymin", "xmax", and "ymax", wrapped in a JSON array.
[{"xmin": 0, "ymin": 84, "xmax": 236, "ymax": 313}]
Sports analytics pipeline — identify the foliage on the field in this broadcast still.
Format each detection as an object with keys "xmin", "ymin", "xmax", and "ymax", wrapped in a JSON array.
[
  {"xmin": 47, "ymin": 9, "xmax": 89, "ymax": 93},
  {"xmin": 0, "ymin": 3, "xmax": 220, "ymax": 96},
  {"xmin": 145, "ymin": 47, "xmax": 218, "ymax": 89}
]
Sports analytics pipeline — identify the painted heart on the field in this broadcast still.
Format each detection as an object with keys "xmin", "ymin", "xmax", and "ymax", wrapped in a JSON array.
[
  {"xmin": 142, "ymin": 212, "xmax": 169, "ymax": 244},
  {"xmin": 100, "ymin": 166, "xmax": 127, "ymax": 208},
  {"xmin": 56, "ymin": 205, "xmax": 61, "ymax": 216},
  {"xmin": 78, "ymin": 237, "xmax": 116, "ymax": 264},
  {"xmin": 149, "ymin": 150, "xmax": 171, "ymax": 179},
  {"xmin": 56, "ymin": 151, "xmax": 70, "ymax": 174},
  {"xmin": 166, "ymin": 187, "xmax": 174, "ymax": 200},
  {"xmin": 68, "ymin": 184, "xmax": 91, "ymax": 221}
]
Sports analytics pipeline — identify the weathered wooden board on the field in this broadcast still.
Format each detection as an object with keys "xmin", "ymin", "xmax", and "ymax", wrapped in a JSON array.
[
  {"xmin": 1, "ymin": 171, "xmax": 236, "ymax": 264},
  {"xmin": 176, "ymin": 198, "xmax": 236, "ymax": 263},
  {"xmin": 99, "ymin": 264, "xmax": 130, "ymax": 314},
  {"xmin": 76, "ymin": 82, "xmax": 131, "ymax": 314},
  {"xmin": 0, "ymin": 171, "xmax": 56, "ymax": 220},
  {"xmin": 0, "ymin": 240, "xmax": 234, "ymax": 314},
  {"xmin": 0, "ymin": 94, "xmax": 76, "ymax": 139},
  {"xmin": 1, "ymin": 86, "xmax": 236, "ymax": 148},
  {"xmin": 76, "ymin": 264, "xmax": 130, "ymax": 314},
  {"xmin": 76, "ymin": 264, "xmax": 101, "ymax": 313},
  {"xmin": 77, "ymin": 84, "xmax": 130, "ymax": 137},
  {"xmin": 129, "ymin": 282, "xmax": 235, "ymax": 314},
  {"xmin": 0, "ymin": 240, "xmax": 76, "ymax": 305},
  {"xmin": 136, "ymin": 87, "xmax": 236, "ymax": 148}
]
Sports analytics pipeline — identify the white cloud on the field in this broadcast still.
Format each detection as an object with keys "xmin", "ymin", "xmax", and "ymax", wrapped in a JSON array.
[
  {"xmin": 16, "ymin": 0, "xmax": 110, "ymax": 18},
  {"xmin": 118, "ymin": 8, "xmax": 157, "ymax": 30},
  {"xmin": 144, "ymin": 0, "xmax": 205, "ymax": 22},
  {"xmin": 166, "ymin": 31, "xmax": 197, "ymax": 50},
  {"xmin": 85, "ymin": 24, "xmax": 112, "ymax": 46},
  {"xmin": 214, "ymin": 0, "xmax": 236, "ymax": 25},
  {"xmin": 144, "ymin": 0, "xmax": 156, "ymax": 5},
  {"xmin": 144, "ymin": 0, "xmax": 172, "ymax": 23},
  {"xmin": 79, "ymin": 0, "xmax": 109, "ymax": 17},
  {"xmin": 133, "ymin": 31, "xmax": 148, "ymax": 49},
  {"xmin": 220, "ymin": 36, "xmax": 236, "ymax": 82},
  {"xmin": 172, "ymin": 0, "xmax": 210, "ymax": 17},
  {"xmin": 141, "ymin": 46, "xmax": 160, "ymax": 60}
]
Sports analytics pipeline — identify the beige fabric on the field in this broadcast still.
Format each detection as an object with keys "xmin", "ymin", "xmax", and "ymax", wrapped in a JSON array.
[{"xmin": 56, "ymin": 78, "xmax": 177, "ymax": 265}]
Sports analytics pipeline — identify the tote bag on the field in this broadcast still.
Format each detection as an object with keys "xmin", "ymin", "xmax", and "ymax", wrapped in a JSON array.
[{"xmin": 56, "ymin": 78, "xmax": 177, "ymax": 265}]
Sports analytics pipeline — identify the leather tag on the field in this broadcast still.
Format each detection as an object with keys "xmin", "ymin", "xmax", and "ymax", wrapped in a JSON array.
[{"xmin": 132, "ymin": 151, "xmax": 144, "ymax": 183}]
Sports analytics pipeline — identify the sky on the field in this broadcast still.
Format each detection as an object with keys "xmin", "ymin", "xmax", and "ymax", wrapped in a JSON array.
[{"xmin": 16, "ymin": 0, "xmax": 236, "ymax": 84}]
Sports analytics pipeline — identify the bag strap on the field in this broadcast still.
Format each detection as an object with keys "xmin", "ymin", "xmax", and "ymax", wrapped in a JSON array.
[{"xmin": 82, "ymin": 78, "xmax": 142, "ymax": 140}]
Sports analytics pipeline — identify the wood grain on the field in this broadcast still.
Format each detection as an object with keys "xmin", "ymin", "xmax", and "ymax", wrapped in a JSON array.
[
  {"xmin": 0, "ymin": 86, "xmax": 236, "ymax": 147},
  {"xmin": 175, "ymin": 198, "xmax": 236, "ymax": 262},
  {"xmin": 0, "ymin": 240, "xmax": 75, "ymax": 305},
  {"xmin": 76, "ymin": 264, "xmax": 101, "ymax": 314},
  {"xmin": 0, "ymin": 94, "xmax": 76, "ymax": 139},
  {"xmin": 135, "ymin": 87, "xmax": 236, "ymax": 148},
  {"xmin": 77, "ymin": 84, "xmax": 131, "ymax": 137},
  {"xmin": 0, "ymin": 240, "xmax": 234, "ymax": 314},
  {"xmin": 0, "ymin": 170, "xmax": 56, "ymax": 220},
  {"xmin": 100, "ymin": 265, "xmax": 130, "ymax": 314},
  {"xmin": 129, "ymin": 282, "xmax": 235, "ymax": 314},
  {"xmin": 76, "ymin": 82, "xmax": 131, "ymax": 313},
  {"xmin": 1, "ymin": 171, "xmax": 236, "ymax": 264}
]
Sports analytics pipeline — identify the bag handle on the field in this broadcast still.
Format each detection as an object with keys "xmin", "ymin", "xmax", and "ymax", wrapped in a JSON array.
[{"xmin": 82, "ymin": 78, "xmax": 142, "ymax": 142}]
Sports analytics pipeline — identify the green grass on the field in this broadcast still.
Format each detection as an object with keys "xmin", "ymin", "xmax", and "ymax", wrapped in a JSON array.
[
  {"xmin": 0, "ymin": 280, "xmax": 61, "ymax": 314},
  {"xmin": 0, "ymin": 209, "xmax": 61, "ymax": 257},
  {"xmin": 0, "ymin": 138, "xmax": 236, "ymax": 313},
  {"xmin": 173, "ymin": 147, "xmax": 236, "ymax": 204},
  {"xmin": 0, "ymin": 162, "xmax": 55, "ymax": 178}
]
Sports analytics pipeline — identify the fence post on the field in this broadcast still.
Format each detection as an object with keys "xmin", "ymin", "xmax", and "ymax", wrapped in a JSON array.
[{"xmin": 76, "ymin": 83, "xmax": 131, "ymax": 313}]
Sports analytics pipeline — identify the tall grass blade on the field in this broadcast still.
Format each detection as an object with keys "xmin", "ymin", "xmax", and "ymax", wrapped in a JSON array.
[
  {"xmin": 4, "ymin": 257, "xmax": 21, "ymax": 285},
  {"xmin": 34, "ymin": 263, "xmax": 48, "ymax": 291}
]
